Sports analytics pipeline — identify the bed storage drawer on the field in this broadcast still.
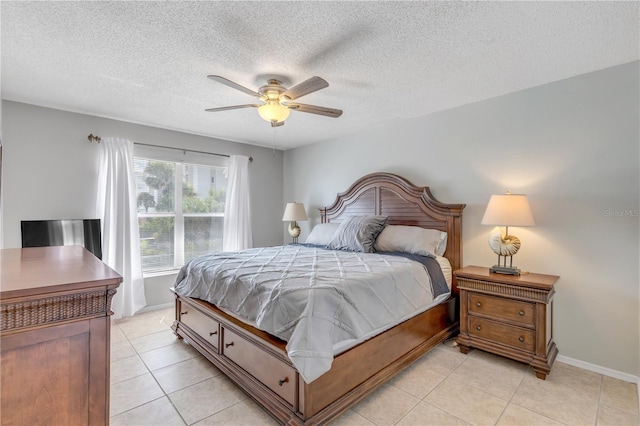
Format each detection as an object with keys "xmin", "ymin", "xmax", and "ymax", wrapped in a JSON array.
[
  {"xmin": 222, "ymin": 327, "xmax": 295, "ymax": 406},
  {"xmin": 468, "ymin": 316, "xmax": 535, "ymax": 352},
  {"xmin": 180, "ymin": 306, "xmax": 220, "ymax": 349},
  {"xmin": 468, "ymin": 293, "xmax": 535, "ymax": 327}
]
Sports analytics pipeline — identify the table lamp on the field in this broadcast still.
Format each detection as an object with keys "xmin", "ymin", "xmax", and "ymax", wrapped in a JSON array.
[
  {"xmin": 481, "ymin": 192, "xmax": 535, "ymax": 276},
  {"xmin": 282, "ymin": 202, "xmax": 308, "ymax": 243}
]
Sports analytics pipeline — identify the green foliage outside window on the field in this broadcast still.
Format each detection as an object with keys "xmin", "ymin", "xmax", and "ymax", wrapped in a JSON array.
[{"xmin": 136, "ymin": 159, "xmax": 227, "ymax": 270}]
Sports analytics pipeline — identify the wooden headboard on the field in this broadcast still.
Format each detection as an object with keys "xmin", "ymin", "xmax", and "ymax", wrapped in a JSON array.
[{"xmin": 320, "ymin": 172, "xmax": 465, "ymax": 273}]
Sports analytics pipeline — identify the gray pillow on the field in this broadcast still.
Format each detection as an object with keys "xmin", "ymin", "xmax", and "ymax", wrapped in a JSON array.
[{"xmin": 327, "ymin": 215, "xmax": 388, "ymax": 253}]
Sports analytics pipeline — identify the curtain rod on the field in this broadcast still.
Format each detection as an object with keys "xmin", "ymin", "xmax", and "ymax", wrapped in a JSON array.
[{"xmin": 87, "ymin": 134, "xmax": 253, "ymax": 162}]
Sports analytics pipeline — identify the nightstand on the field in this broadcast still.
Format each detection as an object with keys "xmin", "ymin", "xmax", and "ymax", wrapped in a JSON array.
[{"xmin": 455, "ymin": 266, "xmax": 559, "ymax": 379}]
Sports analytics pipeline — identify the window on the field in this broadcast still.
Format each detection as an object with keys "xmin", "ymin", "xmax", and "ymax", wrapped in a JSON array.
[{"xmin": 134, "ymin": 158, "xmax": 228, "ymax": 272}]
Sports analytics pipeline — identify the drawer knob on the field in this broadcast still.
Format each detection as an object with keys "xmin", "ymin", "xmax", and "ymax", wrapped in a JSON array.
[
  {"xmin": 225, "ymin": 342, "xmax": 234, "ymax": 348},
  {"xmin": 180, "ymin": 311, "xmax": 188, "ymax": 315},
  {"xmin": 519, "ymin": 336, "xmax": 525, "ymax": 342},
  {"xmin": 209, "ymin": 331, "xmax": 218, "ymax": 336},
  {"xmin": 278, "ymin": 377, "xmax": 289, "ymax": 386},
  {"xmin": 518, "ymin": 310, "xmax": 525, "ymax": 316},
  {"xmin": 475, "ymin": 325, "xmax": 481, "ymax": 331},
  {"xmin": 476, "ymin": 302, "xmax": 482, "ymax": 307}
]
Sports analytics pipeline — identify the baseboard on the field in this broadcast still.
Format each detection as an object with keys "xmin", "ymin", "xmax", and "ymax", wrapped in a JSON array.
[
  {"xmin": 138, "ymin": 302, "xmax": 174, "ymax": 313},
  {"xmin": 556, "ymin": 354, "xmax": 639, "ymax": 384}
]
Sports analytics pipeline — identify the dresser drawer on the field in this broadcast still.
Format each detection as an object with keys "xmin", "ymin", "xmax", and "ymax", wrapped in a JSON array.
[
  {"xmin": 468, "ymin": 316, "xmax": 535, "ymax": 352},
  {"xmin": 180, "ymin": 306, "xmax": 220, "ymax": 349},
  {"xmin": 222, "ymin": 328, "xmax": 295, "ymax": 406},
  {"xmin": 468, "ymin": 293, "xmax": 535, "ymax": 327}
]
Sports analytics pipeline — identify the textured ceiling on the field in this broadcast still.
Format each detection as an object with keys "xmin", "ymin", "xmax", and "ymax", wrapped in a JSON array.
[{"xmin": 2, "ymin": 1, "xmax": 638, "ymax": 150}]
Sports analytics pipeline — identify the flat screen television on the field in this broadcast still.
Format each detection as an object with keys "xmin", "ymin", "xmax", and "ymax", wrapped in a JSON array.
[{"xmin": 21, "ymin": 219, "xmax": 102, "ymax": 260}]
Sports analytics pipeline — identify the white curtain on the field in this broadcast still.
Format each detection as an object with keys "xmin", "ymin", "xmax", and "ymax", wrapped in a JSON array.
[
  {"xmin": 223, "ymin": 155, "xmax": 252, "ymax": 251},
  {"xmin": 96, "ymin": 138, "xmax": 147, "ymax": 318}
]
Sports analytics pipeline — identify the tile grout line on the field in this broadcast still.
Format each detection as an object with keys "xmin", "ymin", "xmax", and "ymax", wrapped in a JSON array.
[
  {"xmin": 439, "ymin": 347, "xmax": 510, "ymax": 425},
  {"xmin": 399, "ymin": 345, "xmax": 473, "ymax": 425},
  {"xmin": 137, "ymin": 347, "xmax": 183, "ymax": 423},
  {"xmin": 128, "ymin": 315, "xmax": 191, "ymax": 426},
  {"xmin": 110, "ymin": 395, "xmax": 168, "ymax": 422},
  {"xmin": 116, "ymin": 312, "xmax": 249, "ymax": 425},
  {"xmin": 112, "ymin": 315, "xmax": 636, "ymax": 426},
  {"xmin": 111, "ymin": 321, "xmax": 153, "ymax": 419},
  {"xmin": 500, "ymin": 370, "xmax": 573, "ymax": 426},
  {"xmin": 192, "ymin": 400, "xmax": 253, "ymax": 426},
  {"xmin": 433, "ymin": 348, "xmax": 570, "ymax": 426},
  {"xmin": 424, "ymin": 344, "xmax": 472, "ymax": 424},
  {"xmin": 357, "ymin": 343, "xmax": 458, "ymax": 425},
  {"xmin": 110, "ymin": 353, "xmax": 149, "ymax": 385},
  {"xmin": 594, "ymin": 374, "xmax": 604, "ymax": 426},
  {"xmin": 111, "ymin": 316, "xmax": 191, "ymax": 425},
  {"xmin": 494, "ymin": 370, "xmax": 571, "ymax": 426},
  {"xmin": 147, "ymin": 311, "xmax": 225, "ymax": 425},
  {"xmin": 492, "ymin": 374, "xmax": 525, "ymax": 425},
  {"xmin": 387, "ymin": 388, "xmax": 422, "ymax": 426}
]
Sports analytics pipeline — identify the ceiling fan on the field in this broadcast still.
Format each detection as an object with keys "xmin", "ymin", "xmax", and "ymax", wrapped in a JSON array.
[{"xmin": 205, "ymin": 75, "xmax": 343, "ymax": 127}]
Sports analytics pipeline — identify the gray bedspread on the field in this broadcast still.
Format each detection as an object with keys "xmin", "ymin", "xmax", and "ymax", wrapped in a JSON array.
[{"xmin": 174, "ymin": 245, "xmax": 449, "ymax": 383}]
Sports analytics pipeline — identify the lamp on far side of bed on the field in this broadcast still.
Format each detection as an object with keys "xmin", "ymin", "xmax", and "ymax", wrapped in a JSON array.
[
  {"xmin": 282, "ymin": 202, "xmax": 308, "ymax": 244},
  {"xmin": 481, "ymin": 192, "xmax": 535, "ymax": 276}
]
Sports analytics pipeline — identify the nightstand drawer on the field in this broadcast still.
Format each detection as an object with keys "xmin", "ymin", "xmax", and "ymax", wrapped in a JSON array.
[
  {"xmin": 469, "ymin": 293, "xmax": 534, "ymax": 327},
  {"xmin": 468, "ymin": 316, "xmax": 535, "ymax": 352}
]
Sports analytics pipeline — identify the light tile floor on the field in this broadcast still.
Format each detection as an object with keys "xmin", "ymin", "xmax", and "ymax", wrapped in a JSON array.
[{"xmin": 111, "ymin": 309, "xmax": 639, "ymax": 425}]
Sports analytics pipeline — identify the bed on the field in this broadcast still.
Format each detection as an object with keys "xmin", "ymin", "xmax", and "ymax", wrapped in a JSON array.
[{"xmin": 171, "ymin": 172, "xmax": 465, "ymax": 425}]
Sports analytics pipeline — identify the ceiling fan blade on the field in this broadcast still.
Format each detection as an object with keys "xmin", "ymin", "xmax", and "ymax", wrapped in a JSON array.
[
  {"xmin": 288, "ymin": 103, "xmax": 343, "ymax": 118},
  {"xmin": 271, "ymin": 121, "xmax": 285, "ymax": 128},
  {"xmin": 204, "ymin": 104, "xmax": 261, "ymax": 112},
  {"xmin": 281, "ymin": 76, "xmax": 329, "ymax": 101},
  {"xmin": 207, "ymin": 75, "xmax": 261, "ymax": 97}
]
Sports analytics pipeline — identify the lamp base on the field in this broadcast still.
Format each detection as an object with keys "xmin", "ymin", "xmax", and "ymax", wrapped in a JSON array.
[
  {"xmin": 288, "ymin": 222, "xmax": 301, "ymax": 244},
  {"xmin": 489, "ymin": 265, "xmax": 521, "ymax": 276}
]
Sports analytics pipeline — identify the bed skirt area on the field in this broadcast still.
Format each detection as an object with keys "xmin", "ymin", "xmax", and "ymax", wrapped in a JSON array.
[{"xmin": 171, "ymin": 289, "xmax": 458, "ymax": 425}]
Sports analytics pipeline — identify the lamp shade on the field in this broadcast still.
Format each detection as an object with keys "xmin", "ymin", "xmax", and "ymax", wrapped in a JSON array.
[
  {"xmin": 258, "ymin": 101, "xmax": 291, "ymax": 123},
  {"xmin": 282, "ymin": 202, "xmax": 308, "ymax": 222},
  {"xmin": 481, "ymin": 194, "xmax": 535, "ymax": 226}
]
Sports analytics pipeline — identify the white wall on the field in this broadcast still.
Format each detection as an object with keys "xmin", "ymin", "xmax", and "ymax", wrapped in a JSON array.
[
  {"xmin": 284, "ymin": 62, "xmax": 639, "ymax": 376},
  {"xmin": 2, "ymin": 101, "xmax": 284, "ymax": 305}
]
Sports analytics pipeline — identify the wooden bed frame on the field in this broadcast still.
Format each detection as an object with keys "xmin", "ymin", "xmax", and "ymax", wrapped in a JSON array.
[{"xmin": 171, "ymin": 172, "xmax": 465, "ymax": 425}]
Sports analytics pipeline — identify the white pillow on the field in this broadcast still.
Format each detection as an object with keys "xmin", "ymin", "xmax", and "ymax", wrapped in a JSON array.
[
  {"xmin": 374, "ymin": 225, "xmax": 447, "ymax": 257},
  {"xmin": 305, "ymin": 223, "xmax": 340, "ymax": 246},
  {"xmin": 436, "ymin": 233, "xmax": 448, "ymax": 256}
]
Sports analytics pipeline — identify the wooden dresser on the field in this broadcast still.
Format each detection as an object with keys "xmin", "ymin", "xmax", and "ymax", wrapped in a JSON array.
[
  {"xmin": 455, "ymin": 266, "xmax": 559, "ymax": 379},
  {"xmin": 0, "ymin": 246, "xmax": 122, "ymax": 425}
]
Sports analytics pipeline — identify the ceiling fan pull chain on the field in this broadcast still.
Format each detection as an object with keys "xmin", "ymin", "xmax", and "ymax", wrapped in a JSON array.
[{"xmin": 272, "ymin": 128, "xmax": 277, "ymax": 156}]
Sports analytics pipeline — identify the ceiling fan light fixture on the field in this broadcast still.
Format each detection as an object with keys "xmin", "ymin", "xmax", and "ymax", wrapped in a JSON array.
[
  {"xmin": 258, "ymin": 100, "xmax": 290, "ymax": 123},
  {"xmin": 206, "ymin": 75, "xmax": 342, "ymax": 125}
]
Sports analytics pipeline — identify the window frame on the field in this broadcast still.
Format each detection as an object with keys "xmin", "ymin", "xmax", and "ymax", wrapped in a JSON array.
[{"xmin": 133, "ymin": 145, "xmax": 228, "ymax": 274}]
